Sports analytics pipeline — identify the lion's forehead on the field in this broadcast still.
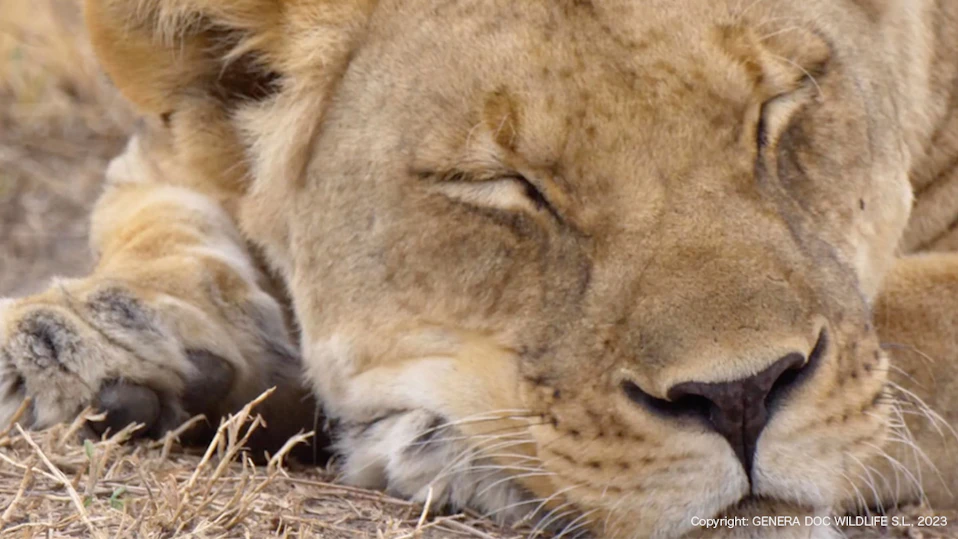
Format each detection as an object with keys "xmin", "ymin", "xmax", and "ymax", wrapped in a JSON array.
[
  {"xmin": 350, "ymin": 1, "xmax": 838, "ymax": 212},
  {"xmin": 367, "ymin": 2, "xmax": 752, "ymax": 129}
]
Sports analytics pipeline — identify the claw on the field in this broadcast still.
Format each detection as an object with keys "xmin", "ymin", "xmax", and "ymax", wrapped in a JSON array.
[
  {"xmin": 91, "ymin": 381, "xmax": 161, "ymax": 437},
  {"xmin": 183, "ymin": 349, "xmax": 235, "ymax": 416},
  {"xmin": 88, "ymin": 350, "xmax": 239, "ymax": 442}
]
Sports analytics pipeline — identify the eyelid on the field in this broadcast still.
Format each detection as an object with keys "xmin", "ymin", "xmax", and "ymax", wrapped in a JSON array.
[
  {"xmin": 435, "ymin": 178, "xmax": 533, "ymax": 212},
  {"xmin": 429, "ymin": 170, "xmax": 560, "ymax": 219}
]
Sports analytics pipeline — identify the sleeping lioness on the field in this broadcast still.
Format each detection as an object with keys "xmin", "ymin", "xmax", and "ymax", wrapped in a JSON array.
[{"xmin": 1, "ymin": 0, "xmax": 957, "ymax": 537}]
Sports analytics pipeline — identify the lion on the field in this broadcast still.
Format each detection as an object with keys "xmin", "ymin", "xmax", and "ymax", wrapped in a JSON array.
[{"xmin": 2, "ymin": 0, "xmax": 957, "ymax": 537}]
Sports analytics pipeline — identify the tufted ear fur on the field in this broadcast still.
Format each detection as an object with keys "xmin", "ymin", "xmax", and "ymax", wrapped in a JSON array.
[
  {"xmin": 84, "ymin": 0, "xmax": 377, "ymax": 116},
  {"xmin": 84, "ymin": 0, "xmax": 378, "ymax": 260}
]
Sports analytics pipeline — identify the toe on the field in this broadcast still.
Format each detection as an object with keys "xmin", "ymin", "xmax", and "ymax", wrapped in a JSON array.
[
  {"xmin": 11, "ymin": 309, "xmax": 83, "ymax": 372},
  {"xmin": 91, "ymin": 381, "xmax": 161, "ymax": 437},
  {"xmin": 3, "ymin": 306, "xmax": 100, "ymax": 428},
  {"xmin": 182, "ymin": 349, "xmax": 235, "ymax": 417}
]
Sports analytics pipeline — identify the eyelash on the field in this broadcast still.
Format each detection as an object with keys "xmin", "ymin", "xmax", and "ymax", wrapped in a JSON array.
[
  {"xmin": 433, "ymin": 170, "xmax": 559, "ymax": 218},
  {"xmin": 511, "ymin": 174, "xmax": 551, "ymax": 211}
]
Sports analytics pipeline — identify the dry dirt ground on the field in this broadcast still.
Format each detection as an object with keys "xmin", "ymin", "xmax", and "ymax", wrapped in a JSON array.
[{"xmin": 0, "ymin": 1, "xmax": 955, "ymax": 538}]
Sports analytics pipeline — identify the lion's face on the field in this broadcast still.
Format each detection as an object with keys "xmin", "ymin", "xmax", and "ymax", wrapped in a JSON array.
[
  {"xmin": 88, "ymin": 0, "xmax": 916, "ymax": 536},
  {"xmin": 267, "ymin": 1, "xmax": 914, "ymax": 536}
]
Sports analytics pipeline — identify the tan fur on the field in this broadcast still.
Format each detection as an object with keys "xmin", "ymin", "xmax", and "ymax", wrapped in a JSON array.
[{"xmin": 2, "ymin": 0, "xmax": 958, "ymax": 537}]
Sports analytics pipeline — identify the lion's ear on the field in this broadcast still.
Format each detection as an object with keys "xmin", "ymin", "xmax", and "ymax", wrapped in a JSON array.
[{"xmin": 84, "ymin": 0, "xmax": 376, "ymax": 116}]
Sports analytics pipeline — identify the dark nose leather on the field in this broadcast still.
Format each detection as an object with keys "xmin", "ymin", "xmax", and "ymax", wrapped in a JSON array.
[{"xmin": 667, "ymin": 353, "xmax": 807, "ymax": 475}]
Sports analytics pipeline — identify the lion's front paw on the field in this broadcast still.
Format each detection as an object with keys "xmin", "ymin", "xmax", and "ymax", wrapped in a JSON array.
[{"xmin": 0, "ymin": 282, "xmax": 241, "ymax": 438}]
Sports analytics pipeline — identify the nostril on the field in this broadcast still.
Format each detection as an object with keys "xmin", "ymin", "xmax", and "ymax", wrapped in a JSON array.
[
  {"xmin": 662, "ymin": 352, "xmax": 808, "ymax": 476},
  {"xmin": 622, "ymin": 327, "xmax": 829, "ymax": 477},
  {"xmin": 767, "ymin": 328, "xmax": 828, "ymax": 410},
  {"xmin": 621, "ymin": 380, "xmax": 713, "ymax": 422},
  {"xmin": 760, "ymin": 352, "xmax": 805, "ymax": 410},
  {"xmin": 620, "ymin": 330, "xmax": 826, "ymax": 422}
]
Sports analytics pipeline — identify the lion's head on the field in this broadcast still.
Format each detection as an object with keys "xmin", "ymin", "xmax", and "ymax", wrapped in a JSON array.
[{"xmin": 88, "ymin": 0, "xmax": 922, "ymax": 536}]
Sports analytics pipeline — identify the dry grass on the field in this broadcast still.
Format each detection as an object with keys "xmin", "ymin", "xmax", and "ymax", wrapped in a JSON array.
[
  {"xmin": 0, "ymin": 2, "xmax": 520, "ymax": 536},
  {"xmin": 0, "ymin": 393, "xmax": 522, "ymax": 538},
  {"xmin": 0, "ymin": 403, "xmax": 954, "ymax": 539},
  {"xmin": 0, "ymin": 1, "xmax": 956, "ymax": 537}
]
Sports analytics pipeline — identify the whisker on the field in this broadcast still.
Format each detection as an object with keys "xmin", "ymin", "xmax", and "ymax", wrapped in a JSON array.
[
  {"xmin": 410, "ymin": 409, "xmax": 541, "ymax": 441},
  {"xmin": 430, "ymin": 437, "xmax": 541, "ymax": 485},
  {"xmin": 862, "ymin": 441, "xmax": 924, "ymax": 506},
  {"xmin": 408, "ymin": 428, "xmax": 534, "ymax": 449},
  {"xmin": 480, "ymin": 497, "xmax": 545, "ymax": 522},
  {"xmin": 734, "ymin": 0, "xmax": 773, "ymax": 20},
  {"xmin": 603, "ymin": 490, "xmax": 639, "ymax": 535},
  {"xmin": 836, "ymin": 467, "xmax": 869, "ymax": 515},
  {"xmin": 333, "ymin": 416, "xmax": 539, "ymax": 484},
  {"xmin": 845, "ymin": 452, "xmax": 886, "ymax": 515},
  {"xmin": 885, "ymin": 363, "xmax": 923, "ymax": 388},
  {"xmin": 510, "ymin": 484, "xmax": 583, "ymax": 527},
  {"xmin": 757, "ymin": 26, "xmax": 804, "ymax": 42},
  {"xmin": 885, "ymin": 434, "xmax": 950, "ymax": 498},
  {"xmin": 767, "ymin": 53, "xmax": 823, "ymax": 97},
  {"xmin": 530, "ymin": 502, "xmax": 580, "ymax": 539},
  {"xmin": 884, "ymin": 398, "xmax": 929, "ymax": 499},
  {"xmin": 750, "ymin": 15, "xmax": 804, "ymax": 32},
  {"xmin": 554, "ymin": 509, "xmax": 598, "ymax": 539},
  {"xmin": 480, "ymin": 452, "xmax": 544, "ymax": 463},
  {"xmin": 463, "ymin": 464, "xmax": 549, "ymax": 474},
  {"xmin": 881, "ymin": 342, "xmax": 938, "ymax": 365},
  {"xmin": 886, "ymin": 381, "xmax": 958, "ymax": 442},
  {"xmin": 473, "ymin": 470, "xmax": 557, "ymax": 501}
]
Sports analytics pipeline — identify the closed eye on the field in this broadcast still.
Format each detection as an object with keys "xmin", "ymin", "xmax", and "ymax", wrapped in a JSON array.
[{"xmin": 429, "ymin": 171, "xmax": 559, "ymax": 219}]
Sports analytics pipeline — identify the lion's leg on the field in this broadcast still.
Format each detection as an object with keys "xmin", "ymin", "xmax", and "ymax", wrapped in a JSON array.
[
  {"xmin": 863, "ymin": 253, "xmax": 958, "ymax": 511},
  {"xmin": 0, "ymin": 135, "xmax": 316, "ymax": 451}
]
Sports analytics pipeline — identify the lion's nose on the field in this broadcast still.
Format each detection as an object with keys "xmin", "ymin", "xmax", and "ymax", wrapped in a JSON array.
[{"xmin": 666, "ymin": 352, "xmax": 808, "ymax": 476}]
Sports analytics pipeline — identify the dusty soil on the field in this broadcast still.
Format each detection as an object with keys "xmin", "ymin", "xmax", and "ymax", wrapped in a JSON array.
[
  {"xmin": 0, "ymin": 0, "xmax": 130, "ymax": 297},
  {"xmin": 0, "ymin": 1, "xmax": 955, "ymax": 537}
]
